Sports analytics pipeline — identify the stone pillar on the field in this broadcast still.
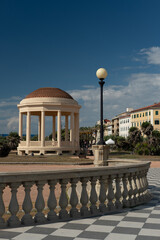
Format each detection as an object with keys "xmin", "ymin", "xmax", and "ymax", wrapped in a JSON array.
[
  {"xmin": 41, "ymin": 111, "xmax": 45, "ymax": 147},
  {"xmin": 52, "ymin": 115, "xmax": 56, "ymax": 141},
  {"xmin": 38, "ymin": 115, "xmax": 41, "ymax": 141},
  {"xmin": 65, "ymin": 115, "xmax": 69, "ymax": 141},
  {"xmin": 92, "ymin": 145, "xmax": 110, "ymax": 166},
  {"xmin": 76, "ymin": 113, "xmax": 79, "ymax": 146},
  {"xmin": 26, "ymin": 111, "xmax": 31, "ymax": 147},
  {"xmin": 19, "ymin": 112, "xmax": 23, "ymax": 139},
  {"xmin": 57, "ymin": 110, "xmax": 61, "ymax": 148},
  {"xmin": 70, "ymin": 112, "xmax": 74, "ymax": 145}
]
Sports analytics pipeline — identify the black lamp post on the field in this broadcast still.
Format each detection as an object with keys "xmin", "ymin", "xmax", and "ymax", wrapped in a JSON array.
[{"xmin": 96, "ymin": 68, "xmax": 108, "ymax": 145}]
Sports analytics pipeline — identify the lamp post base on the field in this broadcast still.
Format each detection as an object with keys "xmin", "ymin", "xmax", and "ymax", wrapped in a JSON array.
[
  {"xmin": 92, "ymin": 145, "xmax": 110, "ymax": 167},
  {"xmin": 97, "ymin": 140, "xmax": 106, "ymax": 145}
]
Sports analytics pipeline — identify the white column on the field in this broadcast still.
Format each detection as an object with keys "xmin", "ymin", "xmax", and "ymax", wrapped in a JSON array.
[
  {"xmin": 65, "ymin": 115, "xmax": 68, "ymax": 141},
  {"xmin": 41, "ymin": 111, "xmax": 45, "ymax": 147},
  {"xmin": 76, "ymin": 113, "xmax": 79, "ymax": 146},
  {"xmin": 57, "ymin": 111, "xmax": 61, "ymax": 147},
  {"xmin": 26, "ymin": 111, "xmax": 31, "ymax": 147},
  {"xmin": 38, "ymin": 115, "xmax": 41, "ymax": 141},
  {"xmin": 19, "ymin": 112, "xmax": 23, "ymax": 139},
  {"xmin": 52, "ymin": 115, "xmax": 56, "ymax": 141},
  {"xmin": 70, "ymin": 112, "xmax": 74, "ymax": 145}
]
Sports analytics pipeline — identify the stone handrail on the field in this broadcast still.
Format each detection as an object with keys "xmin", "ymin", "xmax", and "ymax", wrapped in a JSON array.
[{"xmin": 0, "ymin": 160, "xmax": 151, "ymax": 228}]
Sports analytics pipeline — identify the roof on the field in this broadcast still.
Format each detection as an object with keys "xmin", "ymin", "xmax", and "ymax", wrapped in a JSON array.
[
  {"xmin": 131, "ymin": 102, "xmax": 160, "ymax": 113},
  {"xmin": 25, "ymin": 88, "xmax": 73, "ymax": 99},
  {"xmin": 119, "ymin": 114, "xmax": 131, "ymax": 119},
  {"xmin": 104, "ymin": 119, "xmax": 111, "ymax": 123}
]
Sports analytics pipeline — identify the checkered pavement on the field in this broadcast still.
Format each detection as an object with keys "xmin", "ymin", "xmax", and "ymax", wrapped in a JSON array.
[{"xmin": 1, "ymin": 168, "xmax": 160, "ymax": 240}]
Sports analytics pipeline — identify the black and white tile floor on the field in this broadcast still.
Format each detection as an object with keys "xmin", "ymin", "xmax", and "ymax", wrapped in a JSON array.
[{"xmin": 1, "ymin": 168, "xmax": 160, "ymax": 240}]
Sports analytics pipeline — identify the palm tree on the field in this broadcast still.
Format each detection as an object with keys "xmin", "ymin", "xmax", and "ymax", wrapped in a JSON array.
[{"xmin": 6, "ymin": 132, "xmax": 21, "ymax": 150}]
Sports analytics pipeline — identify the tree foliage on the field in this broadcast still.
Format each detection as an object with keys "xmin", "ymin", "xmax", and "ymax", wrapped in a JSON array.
[
  {"xmin": 0, "ymin": 143, "xmax": 10, "ymax": 157},
  {"xmin": 128, "ymin": 127, "xmax": 142, "ymax": 150},
  {"xmin": 6, "ymin": 132, "xmax": 20, "ymax": 150}
]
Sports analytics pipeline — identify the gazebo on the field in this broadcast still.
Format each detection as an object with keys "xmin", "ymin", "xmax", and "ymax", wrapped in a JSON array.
[{"xmin": 17, "ymin": 87, "xmax": 81, "ymax": 155}]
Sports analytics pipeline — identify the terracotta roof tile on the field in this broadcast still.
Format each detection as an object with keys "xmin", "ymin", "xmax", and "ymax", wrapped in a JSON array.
[
  {"xmin": 131, "ymin": 102, "xmax": 160, "ymax": 113},
  {"xmin": 25, "ymin": 88, "xmax": 73, "ymax": 99}
]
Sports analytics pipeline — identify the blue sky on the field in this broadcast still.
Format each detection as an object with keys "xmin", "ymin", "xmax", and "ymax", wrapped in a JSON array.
[{"xmin": 1, "ymin": 0, "xmax": 160, "ymax": 134}]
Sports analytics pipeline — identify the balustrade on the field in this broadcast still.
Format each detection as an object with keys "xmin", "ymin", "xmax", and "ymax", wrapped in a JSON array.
[{"xmin": 0, "ymin": 160, "xmax": 151, "ymax": 228}]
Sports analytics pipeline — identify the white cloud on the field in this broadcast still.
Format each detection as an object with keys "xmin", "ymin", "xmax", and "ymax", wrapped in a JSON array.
[
  {"xmin": 1, "ymin": 74, "xmax": 160, "ymax": 133},
  {"xmin": 140, "ymin": 47, "xmax": 160, "ymax": 65},
  {"xmin": 7, "ymin": 117, "xmax": 19, "ymax": 131},
  {"xmin": 0, "ymin": 96, "xmax": 21, "ymax": 107},
  {"xmin": 69, "ymin": 73, "xmax": 160, "ymax": 127}
]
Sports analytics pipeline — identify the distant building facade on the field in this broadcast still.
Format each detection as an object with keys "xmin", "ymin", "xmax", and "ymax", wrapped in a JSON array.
[
  {"xmin": 131, "ymin": 102, "xmax": 160, "ymax": 131},
  {"xmin": 112, "ymin": 108, "xmax": 133, "ymax": 136},
  {"xmin": 119, "ymin": 114, "xmax": 131, "ymax": 138}
]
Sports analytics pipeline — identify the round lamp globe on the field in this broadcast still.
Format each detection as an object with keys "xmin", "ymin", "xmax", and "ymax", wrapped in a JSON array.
[{"xmin": 96, "ymin": 68, "xmax": 108, "ymax": 80}]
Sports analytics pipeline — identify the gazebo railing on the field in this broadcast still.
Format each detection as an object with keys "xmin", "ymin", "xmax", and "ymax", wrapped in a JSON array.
[{"xmin": 0, "ymin": 161, "xmax": 151, "ymax": 228}]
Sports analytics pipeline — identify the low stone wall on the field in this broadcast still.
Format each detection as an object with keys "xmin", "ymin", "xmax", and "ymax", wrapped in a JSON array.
[{"xmin": 0, "ymin": 160, "xmax": 151, "ymax": 228}]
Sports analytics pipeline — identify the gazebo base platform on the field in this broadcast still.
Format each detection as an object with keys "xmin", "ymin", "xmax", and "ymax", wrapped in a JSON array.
[{"xmin": 17, "ymin": 146, "xmax": 80, "ymax": 156}]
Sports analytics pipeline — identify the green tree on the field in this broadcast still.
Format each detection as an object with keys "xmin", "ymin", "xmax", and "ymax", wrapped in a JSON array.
[
  {"xmin": 135, "ymin": 142, "xmax": 150, "ymax": 155},
  {"xmin": 6, "ymin": 132, "xmax": 20, "ymax": 150},
  {"xmin": 31, "ymin": 135, "xmax": 38, "ymax": 141},
  {"xmin": 0, "ymin": 143, "xmax": 10, "ymax": 157},
  {"xmin": 141, "ymin": 122, "xmax": 153, "ymax": 138},
  {"xmin": 128, "ymin": 127, "xmax": 142, "ymax": 150}
]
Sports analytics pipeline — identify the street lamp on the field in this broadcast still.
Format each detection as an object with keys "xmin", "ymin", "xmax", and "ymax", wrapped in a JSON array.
[{"xmin": 96, "ymin": 68, "xmax": 108, "ymax": 145}]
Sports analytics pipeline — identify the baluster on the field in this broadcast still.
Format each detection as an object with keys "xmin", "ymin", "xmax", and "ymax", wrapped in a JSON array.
[
  {"xmin": 47, "ymin": 180, "xmax": 58, "ymax": 221},
  {"xmin": 21, "ymin": 182, "xmax": 34, "ymax": 225},
  {"xmin": 133, "ymin": 173, "xmax": 139, "ymax": 205},
  {"xmin": 70, "ymin": 178, "xmax": 80, "ymax": 218},
  {"xmin": 115, "ymin": 174, "xmax": 122, "ymax": 209},
  {"xmin": 80, "ymin": 177, "xmax": 90, "ymax": 217},
  {"xmin": 34, "ymin": 181, "xmax": 46, "ymax": 224},
  {"xmin": 128, "ymin": 174, "xmax": 135, "ymax": 207},
  {"xmin": 140, "ymin": 171, "xmax": 145, "ymax": 203},
  {"xmin": 144, "ymin": 169, "xmax": 152, "ymax": 201},
  {"xmin": 8, "ymin": 183, "xmax": 21, "ymax": 227},
  {"xmin": 122, "ymin": 173, "xmax": 129, "ymax": 208},
  {"xmin": 107, "ymin": 175, "xmax": 115, "ymax": 211},
  {"xmin": 142, "ymin": 170, "xmax": 149, "ymax": 201},
  {"xmin": 0, "ymin": 184, "xmax": 6, "ymax": 228},
  {"xmin": 59, "ymin": 179, "xmax": 69, "ymax": 219},
  {"xmin": 99, "ymin": 176, "xmax": 108, "ymax": 213},
  {"xmin": 90, "ymin": 177, "xmax": 99, "ymax": 215},
  {"xmin": 137, "ymin": 171, "xmax": 143, "ymax": 203}
]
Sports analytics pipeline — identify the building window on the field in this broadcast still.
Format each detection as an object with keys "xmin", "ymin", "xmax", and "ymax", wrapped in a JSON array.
[
  {"xmin": 156, "ymin": 111, "xmax": 159, "ymax": 115},
  {"xmin": 140, "ymin": 113, "xmax": 141, "ymax": 117},
  {"xmin": 149, "ymin": 111, "xmax": 151, "ymax": 115},
  {"xmin": 137, "ymin": 114, "xmax": 139, "ymax": 118},
  {"xmin": 145, "ymin": 112, "xmax": 148, "ymax": 116},
  {"xmin": 140, "ymin": 122, "xmax": 141, "ymax": 126},
  {"xmin": 134, "ymin": 114, "xmax": 136, "ymax": 118},
  {"xmin": 143, "ymin": 113, "xmax": 144, "ymax": 117},
  {"xmin": 155, "ymin": 120, "xmax": 159, "ymax": 125},
  {"xmin": 137, "ymin": 122, "xmax": 139, "ymax": 127}
]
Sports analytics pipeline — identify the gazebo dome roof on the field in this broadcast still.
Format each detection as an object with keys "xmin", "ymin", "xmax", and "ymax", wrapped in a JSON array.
[{"xmin": 25, "ymin": 88, "xmax": 73, "ymax": 100}]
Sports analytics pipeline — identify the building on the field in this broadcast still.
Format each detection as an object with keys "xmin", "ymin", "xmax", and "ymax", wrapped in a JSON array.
[
  {"xmin": 131, "ymin": 102, "xmax": 160, "ymax": 131},
  {"xmin": 112, "ymin": 108, "xmax": 133, "ymax": 136},
  {"xmin": 17, "ymin": 87, "xmax": 81, "ymax": 155},
  {"xmin": 104, "ymin": 119, "xmax": 112, "ymax": 136},
  {"xmin": 119, "ymin": 114, "xmax": 131, "ymax": 138}
]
